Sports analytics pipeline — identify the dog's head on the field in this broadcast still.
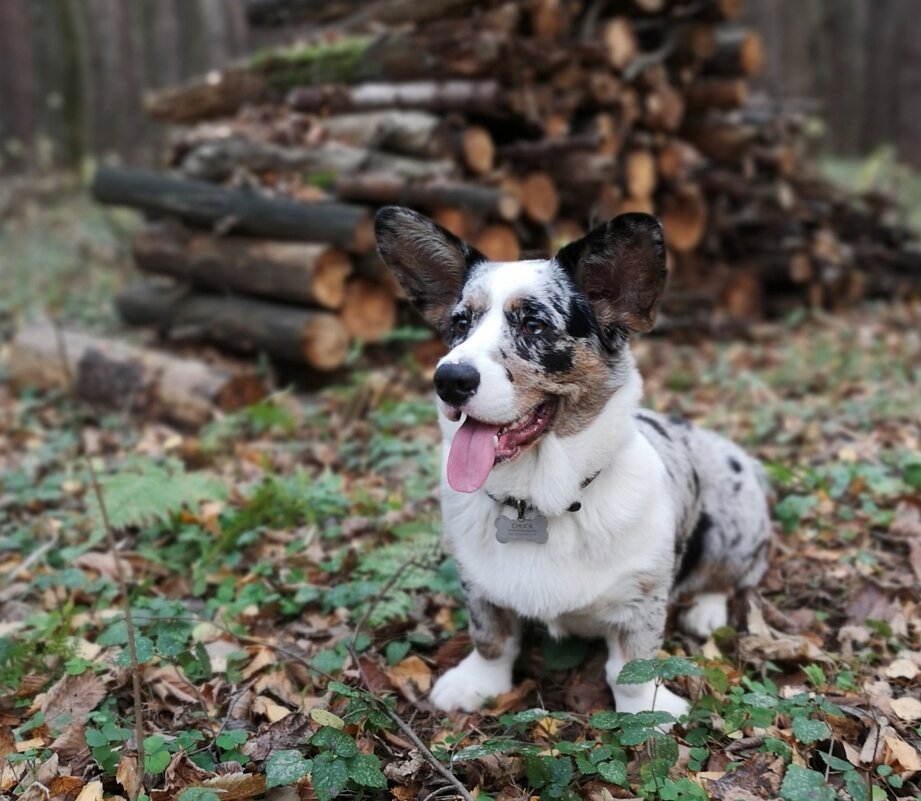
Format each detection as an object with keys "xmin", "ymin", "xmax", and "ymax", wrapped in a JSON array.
[{"xmin": 375, "ymin": 206, "xmax": 666, "ymax": 493}]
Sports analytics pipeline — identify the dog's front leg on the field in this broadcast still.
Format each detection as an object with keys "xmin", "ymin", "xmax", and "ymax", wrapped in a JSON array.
[
  {"xmin": 605, "ymin": 597, "xmax": 689, "ymax": 723},
  {"xmin": 430, "ymin": 592, "xmax": 521, "ymax": 712}
]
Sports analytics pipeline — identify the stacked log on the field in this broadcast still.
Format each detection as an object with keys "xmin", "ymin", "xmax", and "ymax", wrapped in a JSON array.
[
  {"xmin": 8, "ymin": 321, "xmax": 268, "ymax": 426},
  {"xmin": 94, "ymin": 0, "xmax": 920, "ymax": 369}
]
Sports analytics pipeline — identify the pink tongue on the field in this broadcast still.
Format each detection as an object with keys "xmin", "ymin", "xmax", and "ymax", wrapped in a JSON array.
[{"xmin": 447, "ymin": 416, "xmax": 501, "ymax": 493}]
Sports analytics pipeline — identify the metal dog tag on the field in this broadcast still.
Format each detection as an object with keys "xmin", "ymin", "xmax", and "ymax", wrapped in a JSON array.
[{"xmin": 495, "ymin": 514, "xmax": 548, "ymax": 544}]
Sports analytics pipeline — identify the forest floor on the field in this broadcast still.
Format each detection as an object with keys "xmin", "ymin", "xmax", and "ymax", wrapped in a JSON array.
[{"xmin": 1, "ymin": 191, "xmax": 920, "ymax": 801}]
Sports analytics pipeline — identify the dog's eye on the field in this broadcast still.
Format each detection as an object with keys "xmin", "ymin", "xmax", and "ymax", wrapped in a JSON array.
[
  {"xmin": 522, "ymin": 317, "xmax": 545, "ymax": 336},
  {"xmin": 452, "ymin": 315, "xmax": 470, "ymax": 336}
]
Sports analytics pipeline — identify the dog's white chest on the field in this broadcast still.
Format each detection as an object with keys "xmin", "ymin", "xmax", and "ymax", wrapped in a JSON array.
[{"xmin": 442, "ymin": 465, "xmax": 675, "ymax": 628}]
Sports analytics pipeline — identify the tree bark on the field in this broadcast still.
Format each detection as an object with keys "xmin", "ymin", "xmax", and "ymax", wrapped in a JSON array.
[
  {"xmin": 333, "ymin": 175, "xmax": 520, "ymax": 220},
  {"xmin": 319, "ymin": 109, "xmax": 445, "ymax": 157},
  {"xmin": 116, "ymin": 282, "xmax": 351, "ymax": 370},
  {"xmin": 179, "ymin": 136, "xmax": 454, "ymax": 183},
  {"xmin": 132, "ymin": 221, "xmax": 353, "ymax": 309},
  {"xmin": 8, "ymin": 320, "xmax": 267, "ymax": 426},
  {"xmin": 287, "ymin": 79, "xmax": 503, "ymax": 114},
  {"xmin": 92, "ymin": 166, "xmax": 375, "ymax": 252}
]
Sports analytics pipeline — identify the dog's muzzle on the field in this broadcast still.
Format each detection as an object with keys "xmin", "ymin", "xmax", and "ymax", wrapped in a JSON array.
[{"xmin": 434, "ymin": 362, "xmax": 480, "ymax": 407}]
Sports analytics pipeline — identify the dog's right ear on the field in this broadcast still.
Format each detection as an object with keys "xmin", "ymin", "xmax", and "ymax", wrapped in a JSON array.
[
  {"xmin": 375, "ymin": 206, "xmax": 486, "ymax": 335},
  {"xmin": 555, "ymin": 213, "xmax": 667, "ymax": 346}
]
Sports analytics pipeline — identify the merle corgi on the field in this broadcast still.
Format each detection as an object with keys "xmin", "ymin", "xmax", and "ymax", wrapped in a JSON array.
[{"xmin": 375, "ymin": 207, "xmax": 770, "ymax": 718}]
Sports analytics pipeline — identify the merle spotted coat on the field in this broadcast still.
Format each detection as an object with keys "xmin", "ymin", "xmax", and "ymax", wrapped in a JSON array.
[{"xmin": 375, "ymin": 206, "xmax": 771, "ymax": 717}]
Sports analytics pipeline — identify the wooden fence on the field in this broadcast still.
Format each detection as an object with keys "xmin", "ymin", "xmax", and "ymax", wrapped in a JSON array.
[{"xmin": 1, "ymin": 0, "xmax": 920, "ymax": 172}]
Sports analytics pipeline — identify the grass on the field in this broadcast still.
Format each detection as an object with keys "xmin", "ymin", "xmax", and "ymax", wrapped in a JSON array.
[
  {"xmin": 0, "ymin": 179, "xmax": 138, "ymax": 331},
  {"xmin": 820, "ymin": 146, "xmax": 921, "ymax": 234}
]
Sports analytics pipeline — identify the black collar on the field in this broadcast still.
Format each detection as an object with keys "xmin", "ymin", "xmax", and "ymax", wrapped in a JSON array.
[{"xmin": 487, "ymin": 470, "xmax": 602, "ymax": 519}]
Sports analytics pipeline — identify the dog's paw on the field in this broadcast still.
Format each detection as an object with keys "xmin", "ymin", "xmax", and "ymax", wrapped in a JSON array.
[
  {"xmin": 430, "ymin": 651, "xmax": 514, "ymax": 712},
  {"xmin": 613, "ymin": 682, "xmax": 690, "ymax": 729},
  {"xmin": 678, "ymin": 592, "xmax": 728, "ymax": 639}
]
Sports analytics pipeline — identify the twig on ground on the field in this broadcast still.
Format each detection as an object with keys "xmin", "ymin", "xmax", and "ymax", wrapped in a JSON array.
[
  {"xmin": 344, "ymin": 545, "xmax": 473, "ymax": 801},
  {"xmin": 349, "ymin": 555, "xmax": 423, "ymax": 651},
  {"xmin": 86, "ymin": 456, "xmax": 146, "ymax": 800},
  {"xmin": 53, "ymin": 320, "xmax": 146, "ymax": 801},
  {"xmin": 421, "ymin": 783, "xmax": 464, "ymax": 801},
  {"xmin": 4, "ymin": 525, "xmax": 60, "ymax": 585},
  {"xmin": 349, "ymin": 644, "xmax": 474, "ymax": 801}
]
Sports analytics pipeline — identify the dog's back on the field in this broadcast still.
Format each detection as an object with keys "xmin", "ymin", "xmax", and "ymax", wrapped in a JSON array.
[{"xmin": 635, "ymin": 410, "xmax": 770, "ymax": 632}]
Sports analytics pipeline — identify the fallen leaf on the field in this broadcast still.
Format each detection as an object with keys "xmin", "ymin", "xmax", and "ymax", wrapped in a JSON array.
[
  {"xmin": 48, "ymin": 775, "xmax": 85, "ymax": 798},
  {"xmin": 40, "ymin": 673, "xmax": 107, "ymax": 733},
  {"xmin": 483, "ymin": 680, "xmax": 537, "ymax": 717},
  {"xmin": 201, "ymin": 772, "xmax": 266, "ymax": 800},
  {"xmin": 383, "ymin": 751, "xmax": 426, "ymax": 784},
  {"xmin": 242, "ymin": 646, "xmax": 277, "ymax": 680},
  {"xmin": 706, "ymin": 753, "xmax": 785, "ymax": 801},
  {"xmin": 265, "ymin": 787, "xmax": 300, "ymax": 801},
  {"xmin": 434, "ymin": 633, "xmax": 471, "ymax": 670},
  {"xmin": 884, "ymin": 734, "xmax": 921, "ymax": 774},
  {"xmin": 73, "ymin": 552, "xmax": 130, "ymax": 582},
  {"xmin": 0, "ymin": 727, "xmax": 13, "ymax": 759},
  {"xmin": 116, "ymin": 754, "xmax": 140, "ymax": 800},
  {"xmin": 309, "ymin": 708, "xmax": 344, "ymax": 729},
  {"xmin": 243, "ymin": 713, "xmax": 315, "ymax": 762},
  {"xmin": 252, "ymin": 695, "xmax": 292, "ymax": 723},
  {"xmin": 146, "ymin": 665, "xmax": 200, "ymax": 705},
  {"xmin": 742, "ymin": 600, "xmax": 831, "ymax": 663},
  {"xmin": 890, "ymin": 501, "xmax": 921, "ymax": 539},
  {"xmin": 74, "ymin": 781, "xmax": 103, "ymax": 801},
  {"xmin": 884, "ymin": 658, "xmax": 919, "ymax": 680},
  {"xmin": 385, "ymin": 656, "xmax": 432, "ymax": 702},
  {"xmin": 49, "ymin": 723, "xmax": 87, "ymax": 760},
  {"xmin": 164, "ymin": 751, "xmax": 213, "ymax": 788},
  {"xmin": 356, "ymin": 656, "xmax": 393, "ymax": 695},
  {"xmin": 0, "ymin": 757, "xmax": 27, "ymax": 792},
  {"xmin": 890, "ymin": 696, "xmax": 921, "ymax": 722}
]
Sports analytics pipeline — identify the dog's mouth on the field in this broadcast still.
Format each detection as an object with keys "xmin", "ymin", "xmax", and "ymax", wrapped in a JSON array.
[{"xmin": 446, "ymin": 400, "xmax": 558, "ymax": 493}]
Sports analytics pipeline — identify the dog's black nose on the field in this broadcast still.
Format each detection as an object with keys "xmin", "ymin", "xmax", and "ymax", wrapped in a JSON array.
[{"xmin": 434, "ymin": 362, "xmax": 480, "ymax": 406}]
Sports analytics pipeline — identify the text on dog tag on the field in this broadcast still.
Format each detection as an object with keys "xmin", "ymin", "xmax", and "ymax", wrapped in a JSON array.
[{"xmin": 495, "ymin": 514, "xmax": 548, "ymax": 544}]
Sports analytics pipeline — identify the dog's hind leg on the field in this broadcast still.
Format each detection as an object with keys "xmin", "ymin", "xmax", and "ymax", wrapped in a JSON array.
[
  {"xmin": 430, "ymin": 594, "xmax": 521, "ymax": 712},
  {"xmin": 605, "ymin": 595, "xmax": 689, "ymax": 724},
  {"xmin": 677, "ymin": 592, "xmax": 728, "ymax": 639}
]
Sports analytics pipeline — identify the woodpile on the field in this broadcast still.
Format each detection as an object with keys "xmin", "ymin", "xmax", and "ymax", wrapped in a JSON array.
[{"xmin": 93, "ymin": 0, "xmax": 921, "ymax": 370}]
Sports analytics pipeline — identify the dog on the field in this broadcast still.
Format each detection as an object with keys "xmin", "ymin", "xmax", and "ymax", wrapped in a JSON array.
[{"xmin": 375, "ymin": 206, "xmax": 771, "ymax": 718}]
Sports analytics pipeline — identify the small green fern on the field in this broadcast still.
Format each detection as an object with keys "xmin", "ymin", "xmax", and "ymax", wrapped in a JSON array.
[
  {"xmin": 353, "ymin": 525, "xmax": 458, "ymax": 627},
  {"xmin": 87, "ymin": 457, "xmax": 226, "ymax": 536}
]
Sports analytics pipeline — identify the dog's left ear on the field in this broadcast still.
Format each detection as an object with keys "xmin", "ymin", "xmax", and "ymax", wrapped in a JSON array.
[
  {"xmin": 555, "ymin": 213, "xmax": 667, "ymax": 342},
  {"xmin": 375, "ymin": 206, "xmax": 486, "ymax": 335}
]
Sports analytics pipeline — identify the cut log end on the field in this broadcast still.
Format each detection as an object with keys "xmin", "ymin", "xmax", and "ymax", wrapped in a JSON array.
[
  {"xmin": 625, "ymin": 149, "xmax": 658, "ymax": 200},
  {"xmin": 433, "ymin": 206, "xmax": 477, "ymax": 241},
  {"xmin": 462, "ymin": 125, "xmax": 495, "ymax": 175},
  {"xmin": 303, "ymin": 313, "xmax": 351, "ymax": 368},
  {"xmin": 520, "ymin": 172, "xmax": 560, "ymax": 224},
  {"xmin": 312, "ymin": 248, "xmax": 354, "ymax": 308},
  {"xmin": 475, "ymin": 224, "xmax": 520, "ymax": 262},
  {"xmin": 340, "ymin": 278, "xmax": 398, "ymax": 343},
  {"xmin": 602, "ymin": 18, "xmax": 637, "ymax": 71},
  {"xmin": 662, "ymin": 185, "xmax": 708, "ymax": 253}
]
